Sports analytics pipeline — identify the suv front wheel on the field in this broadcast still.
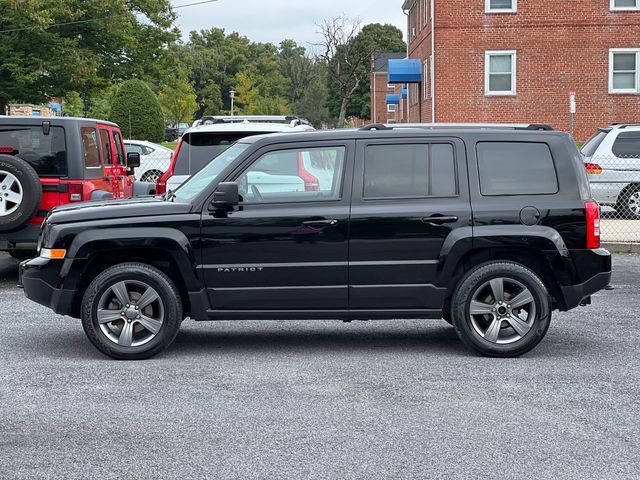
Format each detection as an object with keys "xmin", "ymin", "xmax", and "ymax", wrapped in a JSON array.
[
  {"xmin": 81, "ymin": 263, "xmax": 183, "ymax": 360},
  {"xmin": 451, "ymin": 261, "xmax": 552, "ymax": 357}
]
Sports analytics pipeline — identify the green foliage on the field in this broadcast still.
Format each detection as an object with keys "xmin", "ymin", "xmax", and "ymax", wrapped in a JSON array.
[
  {"xmin": 109, "ymin": 80, "xmax": 164, "ymax": 142},
  {"xmin": 159, "ymin": 80, "xmax": 198, "ymax": 126},
  {"xmin": 62, "ymin": 92, "xmax": 84, "ymax": 117},
  {"xmin": 0, "ymin": 1, "xmax": 178, "ymax": 113}
]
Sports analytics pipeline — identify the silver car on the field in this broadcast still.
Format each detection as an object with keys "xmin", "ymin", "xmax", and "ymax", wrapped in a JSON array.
[{"xmin": 581, "ymin": 124, "xmax": 640, "ymax": 218}]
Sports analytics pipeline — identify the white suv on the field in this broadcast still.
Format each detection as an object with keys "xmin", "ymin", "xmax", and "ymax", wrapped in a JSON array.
[
  {"xmin": 157, "ymin": 117, "xmax": 314, "ymax": 194},
  {"xmin": 581, "ymin": 124, "xmax": 640, "ymax": 218}
]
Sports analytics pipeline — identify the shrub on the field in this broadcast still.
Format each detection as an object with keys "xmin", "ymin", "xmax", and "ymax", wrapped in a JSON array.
[{"xmin": 109, "ymin": 79, "xmax": 164, "ymax": 142}]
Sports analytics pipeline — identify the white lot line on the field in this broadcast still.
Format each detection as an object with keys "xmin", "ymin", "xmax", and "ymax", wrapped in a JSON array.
[{"xmin": 601, "ymin": 219, "xmax": 640, "ymax": 243}]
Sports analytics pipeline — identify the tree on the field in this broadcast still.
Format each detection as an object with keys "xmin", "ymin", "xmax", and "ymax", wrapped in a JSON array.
[
  {"xmin": 0, "ymin": 1, "xmax": 177, "ymax": 113},
  {"xmin": 109, "ymin": 80, "xmax": 164, "ymax": 142},
  {"xmin": 318, "ymin": 19, "xmax": 406, "ymax": 125},
  {"xmin": 159, "ymin": 80, "xmax": 198, "ymax": 126},
  {"xmin": 62, "ymin": 92, "xmax": 85, "ymax": 117}
]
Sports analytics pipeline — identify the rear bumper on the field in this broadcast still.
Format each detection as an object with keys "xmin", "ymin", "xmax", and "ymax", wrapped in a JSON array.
[
  {"xmin": 0, "ymin": 225, "xmax": 41, "ymax": 251},
  {"xmin": 20, "ymin": 257, "xmax": 75, "ymax": 316},
  {"xmin": 560, "ymin": 248, "xmax": 612, "ymax": 310}
]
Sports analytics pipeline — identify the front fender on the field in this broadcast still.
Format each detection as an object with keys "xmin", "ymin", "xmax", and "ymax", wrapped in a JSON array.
[{"xmin": 60, "ymin": 227, "xmax": 201, "ymax": 291}]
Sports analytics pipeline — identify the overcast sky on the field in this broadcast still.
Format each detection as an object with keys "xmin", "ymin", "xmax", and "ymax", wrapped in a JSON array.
[{"xmin": 172, "ymin": 0, "xmax": 407, "ymax": 48}]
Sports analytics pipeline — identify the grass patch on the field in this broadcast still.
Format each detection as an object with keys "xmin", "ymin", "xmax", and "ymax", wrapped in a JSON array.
[{"xmin": 161, "ymin": 141, "xmax": 178, "ymax": 150}]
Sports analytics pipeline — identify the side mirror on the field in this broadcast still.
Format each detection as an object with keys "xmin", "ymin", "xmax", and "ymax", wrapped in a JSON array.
[
  {"xmin": 210, "ymin": 182, "xmax": 239, "ymax": 216},
  {"xmin": 127, "ymin": 152, "xmax": 141, "ymax": 168}
]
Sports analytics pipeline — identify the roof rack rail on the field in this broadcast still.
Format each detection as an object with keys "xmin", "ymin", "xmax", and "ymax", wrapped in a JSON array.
[
  {"xmin": 359, "ymin": 124, "xmax": 393, "ymax": 131},
  {"xmin": 611, "ymin": 123, "xmax": 640, "ymax": 129}
]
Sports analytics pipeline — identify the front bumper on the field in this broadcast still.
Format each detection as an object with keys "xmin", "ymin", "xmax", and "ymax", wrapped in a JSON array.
[{"xmin": 20, "ymin": 257, "xmax": 75, "ymax": 316}]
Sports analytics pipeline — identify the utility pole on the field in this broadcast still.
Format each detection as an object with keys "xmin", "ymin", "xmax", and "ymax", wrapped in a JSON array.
[{"xmin": 230, "ymin": 90, "xmax": 235, "ymax": 117}]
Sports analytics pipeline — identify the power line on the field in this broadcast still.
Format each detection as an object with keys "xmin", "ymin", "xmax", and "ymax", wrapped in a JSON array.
[{"xmin": 0, "ymin": 0, "xmax": 221, "ymax": 34}]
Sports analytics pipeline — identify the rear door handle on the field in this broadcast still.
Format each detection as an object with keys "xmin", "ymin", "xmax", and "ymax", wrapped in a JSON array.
[
  {"xmin": 302, "ymin": 219, "xmax": 339, "ymax": 228},
  {"xmin": 421, "ymin": 215, "xmax": 458, "ymax": 225}
]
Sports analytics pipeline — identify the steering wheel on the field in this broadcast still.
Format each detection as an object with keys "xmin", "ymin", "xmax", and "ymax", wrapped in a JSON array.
[{"xmin": 251, "ymin": 184, "xmax": 264, "ymax": 202}]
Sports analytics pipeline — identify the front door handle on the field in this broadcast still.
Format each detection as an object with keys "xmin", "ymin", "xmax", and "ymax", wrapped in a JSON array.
[
  {"xmin": 302, "ymin": 219, "xmax": 338, "ymax": 228},
  {"xmin": 421, "ymin": 215, "xmax": 458, "ymax": 225}
]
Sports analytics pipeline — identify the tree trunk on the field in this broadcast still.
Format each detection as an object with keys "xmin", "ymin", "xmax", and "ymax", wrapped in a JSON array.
[{"xmin": 338, "ymin": 97, "xmax": 349, "ymax": 129}]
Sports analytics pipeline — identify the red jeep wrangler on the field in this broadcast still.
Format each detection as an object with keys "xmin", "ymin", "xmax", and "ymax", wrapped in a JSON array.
[{"xmin": 0, "ymin": 117, "xmax": 152, "ymax": 259}]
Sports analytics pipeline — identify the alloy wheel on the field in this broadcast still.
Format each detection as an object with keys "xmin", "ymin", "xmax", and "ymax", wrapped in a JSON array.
[
  {"xmin": 0, "ymin": 170, "xmax": 24, "ymax": 216},
  {"xmin": 468, "ymin": 277, "xmax": 536, "ymax": 344},
  {"xmin": 96, "ymin": 280, "xmax": 165, "ymax": 347},
  {"xmin": 627, "ymin": 191, "xmax": 640, "ymax": 217}
]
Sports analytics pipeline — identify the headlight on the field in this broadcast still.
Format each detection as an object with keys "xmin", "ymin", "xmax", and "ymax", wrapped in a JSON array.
[{"xmin": 40, "ymin": 248, "xmax": 67, "ymax": 260}]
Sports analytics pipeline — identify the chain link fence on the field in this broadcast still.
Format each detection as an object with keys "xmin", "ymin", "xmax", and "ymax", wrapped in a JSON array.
[
  {"xmin": 126, "ymin": 145, "xmax": 173, "ymax": 185},
  {"xmin": 587, "ymin": 155, "xmax": 640, "ymax": 244}
]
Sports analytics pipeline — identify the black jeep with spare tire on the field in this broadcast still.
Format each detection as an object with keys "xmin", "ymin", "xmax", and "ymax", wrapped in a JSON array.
[
  {"xmin": 20, "ymin": 125, "xmax": 611, "ymax": 359},
  {"xmin": 0, "ymin": 116, "xmax": 152, "ymax": 259}
]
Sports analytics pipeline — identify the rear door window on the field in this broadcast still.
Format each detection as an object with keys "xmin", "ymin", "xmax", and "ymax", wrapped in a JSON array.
[
  {"xmin": 99, "ymin": 129, "xmax": 113, "ymax": 165},
  {"xmin": 612, "ymin": 132, "xmax": 640, "ymax": 158},
  {"xmin": 363, "ymin": 143, "xmax": 457, "ymax": 199},
  {"xmin": 477, "ymin": 142, "xmax": 558, "ymax": 196},
  {"xmin": 0, "ymin": 126, "xmax": 67, "ymax": 176},
  {"xmin": 81, "ymin": 127, "xmax": 102, "ymax": 168},
  {"xmin": 174, "ymin": 132, "xmax": 271, "ymax": 176}
]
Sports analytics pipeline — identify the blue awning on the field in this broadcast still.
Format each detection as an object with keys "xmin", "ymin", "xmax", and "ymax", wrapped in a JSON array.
[
  {"xmin": 388, "ymin": 59, "xmax": 422, "ymax": 84},
  {"xmin": 386, "ymin": 94, "xmax": 400, "ymax": 105}
]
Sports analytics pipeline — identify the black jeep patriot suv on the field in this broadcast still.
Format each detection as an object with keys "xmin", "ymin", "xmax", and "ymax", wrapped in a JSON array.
[{"xmin": 20, "ymin": 126, "xmax": 611, "ymax": 359}]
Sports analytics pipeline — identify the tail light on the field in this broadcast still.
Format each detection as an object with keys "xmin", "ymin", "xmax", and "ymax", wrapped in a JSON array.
[
  {"xmin": 0, "ymin": 146, "xmax": 16, "ymax": 154},
  {"xmin": 297, "ymin": 152, "xmax": 320, "ymax": 191},
  {"xmin": 585, "ymin": 201, "xmax": 601, "ymax": 249},
  {"xmin": 157, "ymin": 139, "xmax": 183, "ymax": 194},
  {"xmin": 67, "ymin": 182, "xmax": 84, "ymax": 202},
  {"xmin": 585, "ymin": 163, "xmax": 602, "ymax": 174}
]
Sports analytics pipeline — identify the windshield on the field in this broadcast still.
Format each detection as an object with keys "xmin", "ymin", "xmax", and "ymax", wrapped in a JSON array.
[
  {"xmin": 581, "ymin": 129, "xmax": 609, "ymax": 157},
  {"xmin": 173, "ymin": 142, "xmax": 250, "ymax": 201}
]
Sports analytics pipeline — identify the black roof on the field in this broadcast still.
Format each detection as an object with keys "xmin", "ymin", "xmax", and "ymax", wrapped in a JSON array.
[
  {"xmin": 239, "ymin": 127, "xmax": 568, "ymax": 147},
  {"xmin": 372, "ymin": 52, "xmax": 406, "ymax": 73}
]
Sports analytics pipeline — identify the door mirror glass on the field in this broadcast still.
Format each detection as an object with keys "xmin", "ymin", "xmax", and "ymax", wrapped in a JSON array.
[
  {"xmin": 127, "ymin": 152, "xmax": 141, "ymax": 168},
  {"xmin": 210, "ymin": 182, "xmax": 239, "ymax": 215}
]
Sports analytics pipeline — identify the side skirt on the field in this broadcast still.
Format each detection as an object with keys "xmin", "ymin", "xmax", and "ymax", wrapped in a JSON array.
[{"xmin": 201, "ymin": 309, "xmax": 443, "ymax": 321}]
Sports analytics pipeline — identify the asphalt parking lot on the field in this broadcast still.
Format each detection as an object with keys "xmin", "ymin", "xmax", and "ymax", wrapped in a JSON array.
[{"xmin": 1, "ymin": 253, "xmax": 639, "ymax": 479}]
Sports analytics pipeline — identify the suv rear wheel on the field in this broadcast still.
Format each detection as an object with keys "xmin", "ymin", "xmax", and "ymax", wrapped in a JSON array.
[
  {"xmin": 451, "ymin": 261, "xmax": 552, "ymax": 357},
  {"xmin": 0, "ymin": 155, "xmax": 42, "ymax": 232},
  {"xmin": 617, "ymin": 185, "xmax": 640, "ymax": 219},
  {"xmin": 81, "ymin": 263, "xmax": 183, "ymax": 360}
]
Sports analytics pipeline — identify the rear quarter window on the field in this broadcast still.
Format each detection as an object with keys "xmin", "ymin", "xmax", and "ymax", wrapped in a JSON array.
[
  {"xmin": 612, "ymin": 132, "xmax": 640, "ymax": 158},
  {"xmin": 477, "ymin": 142, "xmax": 558, "ymax": 196}
]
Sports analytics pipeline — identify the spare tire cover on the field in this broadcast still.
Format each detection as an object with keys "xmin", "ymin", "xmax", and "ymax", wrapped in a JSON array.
[{"xmin": 0, "ymin": 154, "xmax": 42, "ymax": 232}]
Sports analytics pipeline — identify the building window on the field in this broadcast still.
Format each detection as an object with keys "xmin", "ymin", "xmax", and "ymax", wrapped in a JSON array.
[
  {"xmin": 611, "ymin": 0, "xmax": 640, "ymax": 10},
  {"xmin": 424, "ymin": 59, "xmax": 429, "ymax": 99},
  {"xmin": 423, "ymin": 0, "xmax": 429, "ymax": 25},
  {"xmin": 485, "ymin": 51, "xmax": 516, "ymax": 96},
  {"xmin": 387, "ymin": 104, "xmax": 397, "ymax": 113},
  {"xmin": 486, "ymin": 0, "xmax": 517, "ymax": 12},
  {"xmin": 387, "ymin": 83, "xmax": 394, "ymax": 90},
  {"xmin": 610, "ymin": 49, "xmax": 640, "ymax": 93}
]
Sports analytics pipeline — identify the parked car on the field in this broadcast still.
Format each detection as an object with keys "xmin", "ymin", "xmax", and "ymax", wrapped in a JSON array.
[
  {"xmin": 0, "ymin": 116, "xmax": 153, "ymax": 259},
  {"xmin": 123, "ymin": 140, "xmax": 173, "ymax": 184},
  {"xmin": 20, "ymin": 125, "xmax": 611, "ymax": 360},
  {"xmin": 156, "ymin": 117, "xmax": 315, "ymax": 194},
  {"xmin": 581, "ymin": 124, "xmax": 640, "ymax": 218},
  {"xmin": 163, "ymin": 123, "xmax": 189, "ymax": 142}
]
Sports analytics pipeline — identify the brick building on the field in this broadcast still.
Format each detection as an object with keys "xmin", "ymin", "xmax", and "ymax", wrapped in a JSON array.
[
  {"xmin": 389, "ymin": 0, "xmax": 640, "ymax": 140},
  {"xmin": 371, "ymin": 52, "xmax": 407, "ymax": 124}
]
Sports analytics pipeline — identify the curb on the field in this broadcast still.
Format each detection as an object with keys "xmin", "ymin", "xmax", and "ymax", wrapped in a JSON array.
[{"xmin": 602, "ymin": 242, "xmax": 640, "ymax": 254}]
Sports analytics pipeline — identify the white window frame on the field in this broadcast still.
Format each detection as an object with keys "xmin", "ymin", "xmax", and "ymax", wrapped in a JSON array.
[
  {"xmin": 609, "ymin": 48, "xmax": 640, "ymax": 94},
  {"xmin": 387, "ymin": 83, "xmax": 394, "ymax": 90},
  {"xmin": 610, "ymin": 0, "xmax": 640, "ymax": 11},
  {"xmin": 387, "ymin": 103, "xmax": 397, "ymax": 113},
  {"xmin": 485, "ymin": 50, "xmax": 517, "ymax": 96},
  {"xmin": 485, "ymin": 0, "xmax": 517, "ymax": 13},
  {"xmin": 423, "ymin": 59, "xmax": 429, "ymax": 99}
]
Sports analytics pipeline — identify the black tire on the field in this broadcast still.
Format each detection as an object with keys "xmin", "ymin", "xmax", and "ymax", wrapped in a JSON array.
[
  {"xmin": 81, "ymin": 262, "xmax": 183, "ymax": 360},
  {"xmin": 616, "ymin": 185, "xmax": 640, "ymax": 219},
  {"xmin": 0, "ymin": 154, "xmax": 42, "ymax": 232},
  {"xmin": 8, "ymin": 250, "xmax": 36, "ymax": 261},
  {"xmin": 451, "ymin": 261, "xmax": 552, "ymax": 357}
]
